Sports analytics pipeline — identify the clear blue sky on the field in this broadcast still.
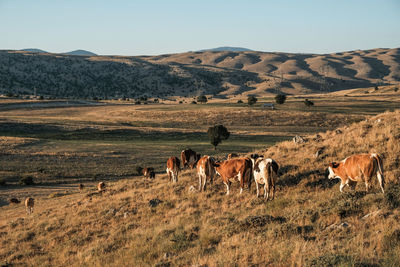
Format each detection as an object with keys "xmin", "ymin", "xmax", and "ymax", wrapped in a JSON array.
[{"xmin": 1, "ymin": 0, "xmax": 399, "ymax": 55}]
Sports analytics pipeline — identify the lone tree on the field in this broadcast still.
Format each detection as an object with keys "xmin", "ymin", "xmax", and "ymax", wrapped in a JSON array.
[
  {"xmin": 207, "ymin": 125, "xmax": 230, "ymax": 150},
  {"xmin": 247, "ymin": 96, "xmax": 258, "ymax": 105},
  {"xmin": 275, "ymin": 94, "xmax": 287, "ymax": 104},
  {"xmin": 304, "ymin": 99, "xmax": 314, "ymax": 107},
  {"xmin": 197, "ymin": 95, "xmax": 207, "ymax": 103}
]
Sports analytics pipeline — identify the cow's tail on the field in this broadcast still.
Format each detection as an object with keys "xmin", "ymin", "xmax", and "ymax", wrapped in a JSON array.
[{"xmin": 372, "ymin": 153, "xmax": 385, "ymax": 193}]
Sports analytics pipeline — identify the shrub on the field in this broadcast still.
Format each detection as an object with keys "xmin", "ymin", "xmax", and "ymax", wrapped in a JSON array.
[
  {"xmin": 0, "ymin": 178, "xmax": 6, "ymax": 186},
  {"xmin": 135, "ymin": 100, "xmax": 141, "ymax": 105},
  {"xmin": 247, "ymin": 96, "xmax": 257, "ymax": 105},
  {"xmin": 207, "ymin": 125, "xmax": 230, "ymax": 150},
  {"xmin": 197, "ymin": 95, "xmax": 207, "ymax": 103},
  {"xmin": 275, "ymin": 94, "xmax": 287, "ymax": 104},
  {"xmin": 304, "ymin": 99, "xmax": 314, "ymax": 107},
  {"xmin": 237, "ymin": 100, "xmax": 243, "ymax": 103},
  {"xmin": 153, "ymin": 98, "xmax": 159, "ymax": 103},
  {"xmin": 19, "ymin": 176, "xmax": 35, "ymax": 185},
  {"xmin": 191, "ymin": 101, "xmax": 197, "ymax": 104},
  {"xmin": 394, "ymin": 88, "xmax": 399, "ymax": 92},
  {"xmin": 179, "ymin": 101, "xmax": 183, "ymax": 104},
  {"xmin": 374, "ymin": 86, "xmax": 379, "ymax": 91},
  {"xmin": 38, "ymin": 95, "xmax": 44, "ymax": 100}
]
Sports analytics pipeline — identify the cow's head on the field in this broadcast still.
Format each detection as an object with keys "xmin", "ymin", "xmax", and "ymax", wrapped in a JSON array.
[
  {"xmin": 249, "ymin": 154, "xmax": 260, "ymax": 160},
  {"xmin": 328, "ymin": 162, "xmax": 340, "ymax": 179}
]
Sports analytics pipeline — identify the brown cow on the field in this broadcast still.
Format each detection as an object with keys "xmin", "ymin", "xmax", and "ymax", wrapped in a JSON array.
[
  {"xmin": 97, "ymin": 182, "xmax": 105, "ymax": 192},
  {"xmin": 181, "ymin": 149, "xmax": 200, "ymax": 169},
  {"xmin": 143, "ymin": 167, "xmax": 156, "ymax": 179},
  {"xmin": 328, "ymin": 153, "xmax": 385, "ymax": 193},
  {"xmin": 212, "ymin": 157, "xmax": 253, "ymax": 195},
  {"xmin": 25, "ymin": 197, "xmax": 34, "ymax": 215},
  {"xmin": 196, "ymin": 156, "xmax": 216, "ymax": 191},
  {"xmin": 166, "ymin": 156, "xmax": 180, "ymax": 183}
]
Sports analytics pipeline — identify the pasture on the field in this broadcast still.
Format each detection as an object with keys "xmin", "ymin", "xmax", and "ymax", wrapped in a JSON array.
[{"xmin": 1, "ymin": 89, "xmax": 400, "ymax": 266}]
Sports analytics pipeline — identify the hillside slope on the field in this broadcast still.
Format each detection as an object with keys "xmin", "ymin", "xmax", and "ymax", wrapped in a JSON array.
[
  {"xmin": 1, "ymin": 110, "xmax": 399, "ymax": 266},
  {"xmin": 0, "ymin": 48, "xmax": 399, "ymax": 98}
]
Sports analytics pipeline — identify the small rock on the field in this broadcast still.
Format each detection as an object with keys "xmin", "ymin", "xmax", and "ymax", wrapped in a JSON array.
[
  {"xmin": 314, "ymin": 149, "xmax": 324, "ymax": 158},
  {"xmin": 163, "ymin": 252, "xmax": 171, "ymax": 259},
  {"xmin": 293, "ymin": 135, "xmax": 305, "ymax": 144},
  {"xmin": 375, "ymin": 118, "xmax": 382, "ymax": 123},
  {"xmin": 335, "ymin": 129, "xmax": 342, "ymax": 134},
  {"xmin": 123, "ymin": 212, "xmax": 129, "ymax": 218},
  {"xmin": 339, "ymin": 222, "xmax": 350, "ymax": 228}
]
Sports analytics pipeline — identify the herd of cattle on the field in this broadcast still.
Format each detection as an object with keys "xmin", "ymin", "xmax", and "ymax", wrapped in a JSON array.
[
  {"xmin": 162, "ymin": 149, "xmax": 386, "ymax": 198},
  {"xmin": 16, "ymin": 149, "xmax": 385, "ymax": 215}
]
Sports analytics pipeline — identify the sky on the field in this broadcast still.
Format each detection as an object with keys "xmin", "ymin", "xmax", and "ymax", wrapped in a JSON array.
[{"xmin": 0, "ymin": 0, "xmax": 399, "ymax": 56}]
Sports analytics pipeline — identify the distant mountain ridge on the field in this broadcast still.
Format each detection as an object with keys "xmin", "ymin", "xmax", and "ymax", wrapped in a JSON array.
[
  {"xmin": 197, "ymin": 46, "xmax": 253, "ymax": 52},
  {"xmin": 2, "ymin": 47, "xmax": 399, "ymax": 98},
  {"xmin": 19, "ymin": 48, "xmax": 97, "ymax": 56}
]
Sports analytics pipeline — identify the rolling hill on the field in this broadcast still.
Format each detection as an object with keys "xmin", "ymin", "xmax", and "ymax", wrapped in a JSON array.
[
  {"xmin": 1, "ymin": 47, "xmax": 399, "ymax": 98},
  {"xmin": 1, "ymin": 109, "xmax": 399, "ymax": 266}
]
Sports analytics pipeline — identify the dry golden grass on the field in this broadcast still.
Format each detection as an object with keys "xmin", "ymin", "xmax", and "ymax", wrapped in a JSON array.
[{"xmin": 1, "ymin": 109, "xmax": 399, "ymax": 266}]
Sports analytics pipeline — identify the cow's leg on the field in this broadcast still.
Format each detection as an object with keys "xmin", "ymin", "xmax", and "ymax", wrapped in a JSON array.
[
  {"xmin": 202, "ymin": 175, "xmax": 207, "ymax": 191},
  {"xmin": 264, "ymin": 183, "xmax": 267, "ymax": 199},
  {"xmin": 349, "ymin": 180, "xmax": 357, "ymax": 191},
  {"xmin": 224, "ymin": 182, "xmax": 230, "ymax": 195},
  {"xmin": 198, "ymin": 174, "xmax": 202, "ymax": 191},
  {"xmin": 339, "ymin": 182, "xmax": 346, "ymax": 193},
  {"xmin": 365, "ymin": 181, "xmax": 370, "ymax": 192},
  {"xmin": 266, "ymin": 178, "xmax": 270, "ymax": 200},
  {"xmin": 167, "ymin": 170, "xmax": 172, "ymax": 182},
  {"xmin": 239, "ymin": 172, "xmax": 244, "ymax": 194},
  {"xmin": 377, "ymin": 172, "xmax": 385, "ymax": 193},
  {"xmin": 271, "ymin": 175, "xmax": 276, "ymax": 200},
  {"xmin": 255, "ymin": 181, "xmax": 260, "ymax": 197}
]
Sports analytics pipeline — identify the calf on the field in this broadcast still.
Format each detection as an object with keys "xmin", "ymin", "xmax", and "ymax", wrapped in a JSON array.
[
  {"xmin": 181, "ymin": 149, "xmax": 199, "ymax": 169},
  {"xmin": 143, "ymin": 167, "xmax": 156, "ymax": 179},
  {"xmin": 212, "ymin": 157, "xmax": 252, "ymax": 195},
  {"xmin": 196, "ymin": 156, "xmax": 216, "ymax": 191},
  {"xmin": 251, "ymin": 156, "xmax": 279, "ymax": 199},
  {"xmin": 328, "ymin": 153, "xmax": 385, "ymax": 193},
  {"xmin": 166, "ymin": 156, "xmax": 180, "ymax": 183},
  {"xmin": 25, "ymin": 197, "xmax": 34, "ymax": 215}
]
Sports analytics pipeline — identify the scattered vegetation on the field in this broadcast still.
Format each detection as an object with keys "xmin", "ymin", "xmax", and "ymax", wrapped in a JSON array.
[
  {"xmin": 18, "ymin": 176, "xmax": 34, "ymax": 185},
  {"xmin": 247, "ymin": 95, "xmax": 257, "ymax": 105},
  {"xmin": 196, "ymin": 95, "xmax": 207, "ymax": 103},
  {"xmin": 304, "ymin": 98, "xmax": 314, "ymax": 107},
  {"xmin": 275, "ymin": 94, "xmax": 287, "ymax": 104}
]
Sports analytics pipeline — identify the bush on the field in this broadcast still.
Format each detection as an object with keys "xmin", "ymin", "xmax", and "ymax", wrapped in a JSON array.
[
  {"xmin": 179, "ymin": 101, "xmax": 183, "ymax": 104},
  {"xmin": 5, "ymin": 92, "xmax": 14, "ymax": 97},
  {"xmin": 247, "ymin": 96, "xmax": 257, "ymax": 105},
  {"xmin": 19, "ymin": 176, "xmax": 35, "ymax": 185},
  {"xmin": 237, "ymin": 100, "xmax": 243, "ymax": 103},
  {"xmin": 304, "ymin": 99, "xmax": 314, "ymax": 107},
  {"xmin": 197, "ymin": 95, "xmax": 207, "ymax": 103},
  {"xmin": 135, "ymin": 100, "xmax": 141, "ymax": 105},
  {"xmin": 191, "ymin": 101, "xmax": 197, "ymax": 104},
  {"xmin": 0, "ymin": 178, "xmax": 6, "ymax": 186},
  {"xmin": 394, "ymin": 88, "xmax": 399, "ymax": 92},
  {"xmin": 153, "ymin": 98, "xmax": 159, "ymax": 103},
  {"xmin": 275, "ymin": 94, "xmax": 287, "ymax": 104},
  {"xmin": 374, "ymin": 86, "xmax": 379, "ymax": 91},
  {"xmin": 38, "ymin": 95, "xmax": 44, "ymax": 100}
]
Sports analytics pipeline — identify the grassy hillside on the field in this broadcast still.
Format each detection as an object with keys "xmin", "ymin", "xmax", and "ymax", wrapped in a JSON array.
[
  {"xmin": 1, "ymin": 108, "xmax": 399, "ymax": 266},
  {"xmin": 1, "ymin": 48, "xmax": 399, "ymax": 98}
]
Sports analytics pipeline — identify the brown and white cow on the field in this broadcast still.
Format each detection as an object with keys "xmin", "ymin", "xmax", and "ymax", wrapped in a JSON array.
[
  {"xmin": 212, "ymin": 157, "xmax": 252, "ymax": 195},
  {"xmin": 196, "ymin": 156, "xmax": 216, "ymax": 191},
  {"xmin": 143, "ymin": 167, "xmax": 156, "ymax": 179},
  {"xmin": 328, "ymin": 153, "xmax": 385, "ymax": 193},
  {"xmin": 25, "ymin": 197, "xmax": 34, "ymax": 215},
  {"xmin": 166, "ymin": 156, "xmax": 180, "ymax": 183},
  {"xmin": 181, "ymin": 149, "xmax": 200, "ymax": 169},
  {"xmin": 250, "ymin": 154, "xmax": 279, "ymax": 199}
]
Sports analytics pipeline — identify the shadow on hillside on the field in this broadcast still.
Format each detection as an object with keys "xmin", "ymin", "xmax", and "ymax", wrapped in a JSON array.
[
  {"xmin": 0, "ymin": 121, "xmax": 208, "ymax": 141},
  {"xmin": 277, "ymin": 167, "xmax": 336, "ymax": 188}
]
